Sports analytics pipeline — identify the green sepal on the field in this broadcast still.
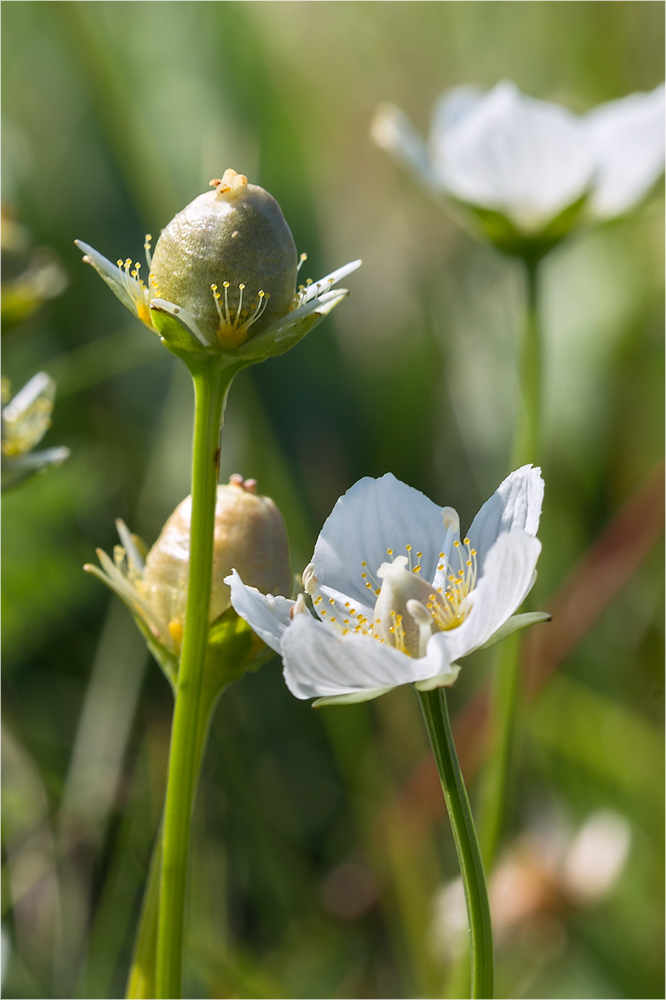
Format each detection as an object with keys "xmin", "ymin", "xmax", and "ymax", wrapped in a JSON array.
[
  {"xmin": 203, "ymin": 606, "xmax": 273, "ymax": 696},
  {"xmin": 149, "ymin": 302, "xmax": 212, "ymax": 363},
  {"xmin": 312, "ymin": 685, "xmax": 396, "ymax": 708},
  {"xmin": 413, "ymin": 664, "xmax": 461, "ymax": 691},
  {"xmin": 455, "ymin": 191, "xmax": 590, "ymax": 261},
  {"xmin": 479, "ymin": 611, "xmax": 551, "ymax": 650}
]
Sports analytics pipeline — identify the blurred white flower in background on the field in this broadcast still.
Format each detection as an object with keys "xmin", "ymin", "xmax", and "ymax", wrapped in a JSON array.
[
  {"xmin": 372, "ymin": 81, "xmax": 665, "ymax": 255},
  {"xmin": 1, "ymin": 373, "xmax": 69, "ymax": 490}
]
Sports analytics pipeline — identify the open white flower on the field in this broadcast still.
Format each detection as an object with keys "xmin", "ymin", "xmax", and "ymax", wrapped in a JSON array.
[
  {"xmin": 372, "ymin": 81, "xmax": 665, "ymax": 254},
  {"xmin": 227, "ymin": 465, "xmax": 545, "ymax": 706}
]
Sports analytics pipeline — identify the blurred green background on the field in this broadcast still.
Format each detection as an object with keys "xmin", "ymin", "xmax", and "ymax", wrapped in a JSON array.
[{"xmin": 2, "ymin": 3, "xmax": 663, "ymax": 998}]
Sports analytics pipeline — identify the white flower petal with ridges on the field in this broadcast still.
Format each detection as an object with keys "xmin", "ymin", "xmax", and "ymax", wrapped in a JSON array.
[
  {"xmin": 313, "ymin": 474, "xmax": 449, "ymax": 607},
  {"xmin": 438, "ymin": 530, "xmax": 542, "ymax": 663},
  {"xmin": 226, "ymin": 569, "xmax": 292, "ymax": 653},
  {"xmin": 281, "ymin": 611, "xmax": 453, "ymax": 700},
  {"xmin": 467, "ymin": 464, "xmax": 543, "ymax": 572}
]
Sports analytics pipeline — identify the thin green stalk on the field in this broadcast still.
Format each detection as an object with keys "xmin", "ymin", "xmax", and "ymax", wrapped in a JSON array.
[
  {"xmin": 478, "ymin": 257, "xmax": 543, "ymax": 868},
  {"xmin": 512, "ymin": 256, "xmax": 542, "ymax": 468},
  {"xmin": 417, "ymin": 687, "xmax": 494, "ymax": 1000},
  {"xmin": 155, "ymin": 359, "xmax": 236, "ymax": 999},
  {"xmin": 127, "ymin": 675, "xmax": 226, "ymax": 998}
]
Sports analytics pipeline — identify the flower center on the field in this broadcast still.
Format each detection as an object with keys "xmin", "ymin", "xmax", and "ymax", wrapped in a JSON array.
[
  {"xmin": 310, "ymin": 539, "xmax": 477, "ymax": 658},
  {"xmin": 211, "ymin": 281, "xmax": 270, "ymax": 347}
]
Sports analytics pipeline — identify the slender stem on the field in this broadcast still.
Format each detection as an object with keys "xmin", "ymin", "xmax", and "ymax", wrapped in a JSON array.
[
  {"xmin": 155, "ymin": 359, "xmax": 235, "ymax": 999},
  {"xmin": 127, "ymin": 676, "xmax": 227, "ymax": 998},
  {"xmin": 478, "ymin": 257, "xmax": 543, "ymax": 869},
  {"xmin": 417, "ymin": 687, "xmax": 494, "ymax": 1000},
  {"xmin": 512, "ymin": 256, "xmax": 541, "ymax": 467}
]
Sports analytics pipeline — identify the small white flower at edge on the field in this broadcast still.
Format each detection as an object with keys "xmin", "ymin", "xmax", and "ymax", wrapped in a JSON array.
[
  {"xmin": 227, "ymin": 465, "xmax": 547, "ymax": 706},
  {"xmin": 372, "ymin": 81, "xmax": 665, "ymax": 244}
]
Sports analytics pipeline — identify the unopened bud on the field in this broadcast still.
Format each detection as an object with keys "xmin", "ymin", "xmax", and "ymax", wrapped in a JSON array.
[
  {"xmin": 149, "ymin": 169, "xmax": 298, "ymax": 347},
  {"xmin": 140, "ymin": 476, "xmax": 290, "ymax": 646}
]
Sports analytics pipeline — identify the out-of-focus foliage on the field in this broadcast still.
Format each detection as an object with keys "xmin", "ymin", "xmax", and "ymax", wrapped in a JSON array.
[{"xmin": 1, "ymin": 3, "xmax": 663, "ymax": 999}]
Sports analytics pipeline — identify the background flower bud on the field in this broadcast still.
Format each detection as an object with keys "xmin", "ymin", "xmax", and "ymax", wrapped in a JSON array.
[
  {"xmin": 140, "ymin": 476, "xmax": 291, "ymax": 645},
  {"xmin": 149, "ymin": 169, "xmax": 298, "ymax": 346}
]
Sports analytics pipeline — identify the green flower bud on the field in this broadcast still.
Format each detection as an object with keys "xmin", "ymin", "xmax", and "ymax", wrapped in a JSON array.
[{"xmin": 149, "ymin": 169, "xmax": 298, "ymax": 348}]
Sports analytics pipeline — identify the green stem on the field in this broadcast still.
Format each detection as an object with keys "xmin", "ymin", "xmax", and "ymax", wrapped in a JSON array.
[
  {"xmin": 127, "ymin": 676, "xmax": 226, "ymax": 998},
  {"xmin": 478, "ymin": 257, "xmax": 543, "ymax": 869},
  {"xmin": 512, "ymin": 256, "xmax": 542, "ymax": 468},
  {"xmin": 417, "ymin": 687, "xmax": 494, "ymax": 1000},
  {"xmin": 155, "ymin": 359, "xmax": 236, "ymax": 999}
]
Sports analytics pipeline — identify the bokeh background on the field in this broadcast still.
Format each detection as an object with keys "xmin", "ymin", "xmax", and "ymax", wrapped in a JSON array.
[{"xmin": 2, "ymin": 3, "xmax": 663, "ymax": 998}]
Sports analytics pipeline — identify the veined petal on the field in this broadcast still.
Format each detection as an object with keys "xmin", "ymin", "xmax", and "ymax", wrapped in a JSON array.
[
  {"xmin": 371, "ymin": 103, "xmax": 442, "ymax": 190},
  {"xmin": 281, "ymin": 613, "xmax": 452, "ymax": 700},
  {"xmin": 467, "ymin": 464, "xmax": 544, "ymax": 572},
  {"xmin": 433, "ymin": 81, "xmax": 595, "ymax": 233},
  {"xmin": 439, "ymin": 530, "xmax": 542, "ymax": 662},
  {"xmin": 226, "ymin": 568, "xmax": 293, "ymax": 653},
  {"xmin": 313, "ymin": 474, "xmax": 449, "ymax": 606},
  {"xmin": 585, "ymin": 83, "xmax": 666, "ymax": 219}
]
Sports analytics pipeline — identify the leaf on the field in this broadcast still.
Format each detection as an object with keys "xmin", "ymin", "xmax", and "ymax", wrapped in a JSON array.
[{"xmin": 479, "ymin": 611, "xmax": 551, "ymax": 650}]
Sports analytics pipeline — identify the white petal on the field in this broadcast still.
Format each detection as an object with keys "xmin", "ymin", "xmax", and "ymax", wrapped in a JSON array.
[
  {"xmin": 467, "ymin": 464, "xmax": 544, "ymax": 572},
  {"xmin": 429, "ymin": 85, "xmax": 485, "ymax": 149},
  {"xmin": 256, "ymin": 287, "xmax": 349, "ymax": 342},
  {"xmin": 281, "ymin": 613, "xmax": 452, "ymax": 700},
  {"xmin": 439, "ymin": 530, "xmax": 542, "ymax": 662},
  {"xmin": 371, "ymin": 103, "xmax": 443, "ymax": 190},
  {"xmin": 75, "ymin": 240, "xmax": 146, "ymax": 320},
  {"xmin": 115, "ymin": 518, "xmax": 145, "ymax": 572},
  {"xmin": 433, "ymin": 81, "xmax": 594, "ymax": 232},
  {"xmin": 226, "ymin": 569, "xmax": 293, "ymax": 653},
  {"xmin": 312, "ymin": 474, "xmax": 449, "ymax": 606},
  {"xmin": 3, "ymin": 372, "xmax": 55, "ymax": 421},
  {"xmin": 300, "ymin": 259, "xmax": 363, "ymax": 306},
  {"xmin": 585, "ymin": 84, "xmax": 666, "ymax": 219}
]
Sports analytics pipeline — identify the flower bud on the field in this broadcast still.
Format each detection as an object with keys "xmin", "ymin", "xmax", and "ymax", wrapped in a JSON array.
[
  {"xmin": 149, "ymin": 169, "xmax": 298, "ymax": 347},
  {"xmin": 140, "ymin": 476, "xmax": 291, "ymax": 647}
]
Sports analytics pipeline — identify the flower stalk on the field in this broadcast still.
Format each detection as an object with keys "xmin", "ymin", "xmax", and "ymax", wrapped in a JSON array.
[
  {"xmin": 479, "ymin": 256, "xmax": 543, "ymax": 869},
  {"xmin": 128, "ymin": 661, "xmax": 227, "ymax": 998},
  {"xmin": 155, "ymin": 356, "xmax": 237, "ymax": 998},
  {"xmin": 417, "ymin": 687, "xmax": 494, "ymax": 999}
]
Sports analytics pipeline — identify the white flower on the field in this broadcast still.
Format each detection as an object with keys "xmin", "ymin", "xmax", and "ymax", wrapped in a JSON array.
[
  {"xmin": 372, "ymin": 81, "xmax": 664, "ymax": 252},
  {"xmin": 227, "ymin": 465, "xmax": 545, "ymax": 706}
]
